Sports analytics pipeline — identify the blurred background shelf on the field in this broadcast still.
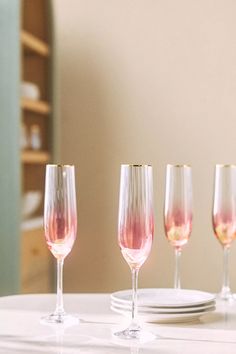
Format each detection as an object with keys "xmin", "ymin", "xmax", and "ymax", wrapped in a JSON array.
[
  {"xmin": 21, "ymin": 150, "xmax": 51, "ymax": 164},
  {"xmin": 21, "ymin": 30, "xmax": 50, "ymax": 57},
  {"xmin": 21, "ymin": 98, "xmax": 51, "ymax": 114}
]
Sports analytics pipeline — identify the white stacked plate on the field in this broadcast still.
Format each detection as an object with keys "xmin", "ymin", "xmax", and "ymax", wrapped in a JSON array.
[{"xmin": 111, "ymin": 288, "xmax": 216, "ymax": 323}]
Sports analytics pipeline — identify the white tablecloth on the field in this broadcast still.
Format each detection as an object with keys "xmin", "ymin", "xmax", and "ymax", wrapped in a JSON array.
[{"xmin": 0, "ymin": 293, "xmax": 236, "ymax": 353}]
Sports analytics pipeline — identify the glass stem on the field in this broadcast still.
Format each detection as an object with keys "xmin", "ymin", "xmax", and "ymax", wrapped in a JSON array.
[
  {"xmin": 174, "ymin": 248, "xmax": 181, "ymax": 289},
  {"xmin": 222, "ymin": 247, "xmax": 230, "ymax": 292},
  {"xmin": 131, "ymin": 268, "xmax": 139, "ymax": 329},
  {"xmin": 55, "ymin": 258, "xmax": 65, "ymax": 315}
]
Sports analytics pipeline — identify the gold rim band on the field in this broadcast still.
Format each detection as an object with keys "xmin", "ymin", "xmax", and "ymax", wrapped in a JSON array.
[
  {"xmin": 216, "ymin": 164, "xmax": 236, "ymax": 168},
  {"xmin": 167, "ymin": 164, "xmax": 191, "ymax": 168},
  {"xmin": 46, "ymin": 164, "xmax": 74, "ymax": 167},
  {"xmin": 121, "ymin": 164, "xmax": 152, "ymax": 167}
]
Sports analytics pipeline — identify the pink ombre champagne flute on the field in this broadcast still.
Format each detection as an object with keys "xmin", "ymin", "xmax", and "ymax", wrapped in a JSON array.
[
  {"xmin": 114, "ymin": 164, "xmax": 154, "ymax": 341},
  {"xmin": 164, "ymin": 164, "xmax": 193, "ymax": 289},
  {"xmin": 42, "ymin": 164, "xmax": 78, "ymax": 324},
  {"xmin": 213, "ymin": 164, "xmax": 236, "ymax": 301}
]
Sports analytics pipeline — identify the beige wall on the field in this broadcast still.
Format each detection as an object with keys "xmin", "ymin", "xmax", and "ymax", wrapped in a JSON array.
[{"xmin": 53, "ymin": 0, "xmax": 236, "ymax": 293}]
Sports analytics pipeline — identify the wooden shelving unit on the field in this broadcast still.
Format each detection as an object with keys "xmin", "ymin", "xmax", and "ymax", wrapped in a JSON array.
[{"xmin": 20, "ymin": 0, "xmax": 53, "ymax": 294}]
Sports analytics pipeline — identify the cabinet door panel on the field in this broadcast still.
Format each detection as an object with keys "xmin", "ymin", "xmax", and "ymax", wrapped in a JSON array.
[{"xmin": 21, "ymin": 228, "xmax": 53, "ymax": 293}]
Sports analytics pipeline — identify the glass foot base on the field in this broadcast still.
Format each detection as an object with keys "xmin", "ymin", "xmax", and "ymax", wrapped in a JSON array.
[
  {"xmin": 41, "ymin": 312, "xmax": 79, "ymax": 326},
  {"xmin": 113, "ymin": 326, "xmax": 155, "ymax": 343},
  {"xmin": 218, "ymin": 287, "xmax": 235, "ymax": 302},
  {"xmin": 115, "ymin": 328, "xmax": 141, "ymax": 340}
]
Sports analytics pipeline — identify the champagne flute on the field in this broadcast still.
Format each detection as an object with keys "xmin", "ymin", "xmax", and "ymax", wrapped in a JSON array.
[
  {"xmin": 164, "ymin": 164, "xmax": 193, "ymax": 289},
  {"xmin": 114, "ymin": 164, "xmax": 154, "ymax": 340},
  {"xmin": 42, "ymin": 164, "xmax": 78, "ymax": 324},
  {"xmin": 212, "ymin": 164, "xmax": 236, "ymax": 301}
]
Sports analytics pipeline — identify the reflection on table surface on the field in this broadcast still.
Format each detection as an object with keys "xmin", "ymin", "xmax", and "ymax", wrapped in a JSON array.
[{"xmin": 0, "ymin": 293, "xmax": 236, "ymax": 353}]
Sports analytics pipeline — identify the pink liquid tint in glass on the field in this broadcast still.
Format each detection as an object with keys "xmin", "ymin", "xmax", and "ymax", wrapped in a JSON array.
[
  {"xmin": 119, "ymin": 215, "xmax": 153, "ymax": 269},
  {"xmin": 45, "ymin": 212, "xmax": 77, "ymax": 259},
  {"xmin": 165, "ymin": 209, "xmax": 192, "ymax": 250},
  {"xmin": 213, "ymin": 213, "xmax": 236, "ymax": 248}
]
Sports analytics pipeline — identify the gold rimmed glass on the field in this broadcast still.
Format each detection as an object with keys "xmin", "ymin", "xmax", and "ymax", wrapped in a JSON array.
[
  {"xmin": 41, "ymin": 164, "xmax": 78, "ymax": 324},
  {"xmin": 213, "ymin": 164, "xmax": 236, "ymax": 301},
  {"xmin": 114, "ymin": 164, "xmax": 155, "ymax": 341},
  {"xmin": 164, "ymin": 164, "xmax": 193, "ymax": 289}
]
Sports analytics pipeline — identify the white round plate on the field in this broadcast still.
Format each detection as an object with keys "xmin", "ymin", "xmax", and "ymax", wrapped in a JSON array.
[
  {"xmin": 111, "ymin": 300, "xmax": 215, "ymax": 314},
  {"xmin": 111, "ymin": 288, "xmax": 216, "ymax": 308},
  {"xmin": 111, "ymin": 305, "xmax": 215, "ymax": 324}
]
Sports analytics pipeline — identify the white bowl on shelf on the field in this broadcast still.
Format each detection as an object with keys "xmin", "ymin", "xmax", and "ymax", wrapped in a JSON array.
[
  {"xmin": 21, "ymin": 81, "xmax": 40, "ymax": 100},
  {"xmin": 22, "ymin": 191, "xmax": 42, "ymax": 219}
]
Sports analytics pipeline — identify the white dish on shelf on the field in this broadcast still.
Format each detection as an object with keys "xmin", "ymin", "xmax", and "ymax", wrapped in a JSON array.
[
  {"xmin": 21, "ymin": 216, "xmax": 44, "ymax": 231},
  {"xmin": 22, "ymin": 191, "xmax": 42, "ymax": 219},
  {"xmin": 111, "ymin": 288, "xmax": 216, "ymax": 308},
  {"xmin": 21, "ymin": 81, "xmax": 40, "ymax": 100}
]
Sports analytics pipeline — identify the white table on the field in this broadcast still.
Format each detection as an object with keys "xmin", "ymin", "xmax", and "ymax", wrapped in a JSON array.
[{"xmin": 0, "ymin": 293, "xmax": 236, "ymax": 353}]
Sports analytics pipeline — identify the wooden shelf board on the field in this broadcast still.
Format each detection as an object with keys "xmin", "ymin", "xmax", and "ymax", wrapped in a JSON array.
[
  {"xmin": 21, "ymin": 151, "xmax": 50, "ymax": 164},
  {"xmin": 21, "ymin": 98, "xmax": 51, "ymax": 114},
  {"xmin": 21, "ymin": 30, "xmax": 50, "ymax": 57}
]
